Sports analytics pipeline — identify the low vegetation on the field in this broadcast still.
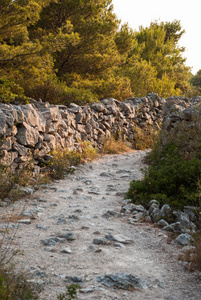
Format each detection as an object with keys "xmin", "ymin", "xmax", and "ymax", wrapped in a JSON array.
[
  {"xmin": 57, "ymin": 284, "xmax": 80, "ymax": 300},
  {"xmin": 0, "ymin": 141, "xmax": 99, "ymax": 200},
  {"xmin": 101, "ymin": 136, "xmax": 131, "ymax": 154},
  {"xmin": 46, "ymin": 149, "xmax": 82, "ymax": 180},
  {"xmin": 47, "ymin": 141, "xmax": 98, "ymax": 180},
  {"xmin": 0, "ymin": 162, "xmax": 35, "ymax": 202},
  {"xmin": 127, "ymin": 142, "xmax": 201, "ymax": 209},
  {"xmin": 127, "ymin": 102, "xmax": 201, "ymax": 210},
  {"xmin": 0, "ymin": 268, "xmax": 38, "ymax": 300},
  {"xmin": 190, "ymin": 232, "xmax": 201, "ymax": 271},
  {"xmin": 127, "ymin": 108, "xmax": 201, "ymax": 270},
  {"xmin": 133, "ymin": 125, "xmax": 159, "ymax": 150},
  {"xmin": 0, "ymin": 227, "xmax": 39, "ymax": 300}
]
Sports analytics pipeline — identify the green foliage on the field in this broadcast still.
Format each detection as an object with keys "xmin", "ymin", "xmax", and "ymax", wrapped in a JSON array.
[
  {"xmin": 57, "ymin": 284, "xmax": 80, "ymax": 300},
  {"xmin": 0, "ymin": 78, "xmax": 29, "ymax": 103},
  {"xmin": 31, "ymin": 0, "xmax": 119, "ymax": 76},
  {"xmin": 0, "ymin": 0, "xmax": 193, "ymax": 104},
  {"xmin": 190, "ymin": 69, "xmax": 201, "ymax": 88},
  {"xmin": 0, "ymin": 0, "xmax": 78, "ymax": 102},
  {"xmin": 119, "ymin": 20, "xmax": 191, "ymax": 98},
  {"xmin": 28, "ymin": 78, "xmax": 98, "ymax": 105},
  {"xmin": 47, "ymin": 149, "xmax": 82, "ymax": 180},
  {"xmin": 62, "ymin": 87, "xmax": 98, "ymax": 106},
  {"xmin": 46, "ymin": 142, "xmax": 98, "ymax": 179},
  {"xmin": 189, "ymin": 70, "xmax": 201, "ymax": 96},
  {"xmin": 127, "ymin": 142, "xmax": 201, "ymax": 209},
  {"xmin": 68, "ymin": 73, "xmax": 132, "ymax": 101},
  {"xmin": 114, "ymin": 23, "xmax": 136, "ymax": 56}
]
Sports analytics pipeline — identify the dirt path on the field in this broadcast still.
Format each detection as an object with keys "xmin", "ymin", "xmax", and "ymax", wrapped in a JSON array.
[{"xmin": 1, "ymin": 150, "xmax": 201, "ymax": 299}]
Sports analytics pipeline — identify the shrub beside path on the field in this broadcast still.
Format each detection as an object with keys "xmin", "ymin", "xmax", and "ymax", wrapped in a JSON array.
[{"xmin": 1, "ymin": 150, "xmax": 201, "ymax": 299}]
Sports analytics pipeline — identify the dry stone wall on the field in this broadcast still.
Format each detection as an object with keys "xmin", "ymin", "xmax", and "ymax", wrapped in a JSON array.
[
  {"xmin": 160, "ymin": 95, "xmax": 201, "ymax": 151},
  {"xmin": 1, "ymin": 92, "xmax": 200, "ymax": 171}
]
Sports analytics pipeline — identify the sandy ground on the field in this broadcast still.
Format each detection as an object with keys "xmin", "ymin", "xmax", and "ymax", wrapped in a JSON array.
[{"xmin": 1, "ymin": 150, "xmax": 201, "ymax": 300}]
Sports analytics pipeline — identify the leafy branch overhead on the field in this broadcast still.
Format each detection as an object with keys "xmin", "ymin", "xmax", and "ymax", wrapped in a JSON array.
[{"xmin": 0, "ymin": 0, "xmax": 197, "ymax": 105}]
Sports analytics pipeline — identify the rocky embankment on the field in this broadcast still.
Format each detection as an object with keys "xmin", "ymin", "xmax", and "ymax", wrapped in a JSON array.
[{"xmin": 122, "ymin": 199, "xmax": 199, "ymax": 246}]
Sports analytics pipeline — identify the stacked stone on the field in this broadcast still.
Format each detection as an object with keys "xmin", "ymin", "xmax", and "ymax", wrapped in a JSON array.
[
  {"xmin": 164, "ymin": 96, "xmax": 201, "ymax": 128},
  {"xmin": 0, "ymin": 93, "xmax": 165, "ymax": 170},
  {"xmin": 160, "ymin": 95, "xmax": 201, "ymax": 149},
  {"xmin": 127, "ymin": 93, "xmax": 165, "ymax": 129}
]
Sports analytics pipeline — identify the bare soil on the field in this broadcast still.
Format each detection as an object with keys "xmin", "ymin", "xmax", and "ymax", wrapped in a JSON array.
[{"xmin": 1, "ymin": 150, "xmax": 201, "ymax": 299}]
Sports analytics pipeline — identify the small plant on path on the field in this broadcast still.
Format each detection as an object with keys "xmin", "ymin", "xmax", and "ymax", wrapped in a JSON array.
[{"xmin": 57, "ymin": 284, "xmax": 80, "ymax": 300}]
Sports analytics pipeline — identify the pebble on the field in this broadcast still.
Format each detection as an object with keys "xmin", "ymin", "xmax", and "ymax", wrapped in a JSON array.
[
  {"xmin": 93, "ymin": 231, "xmax": 101, "ymax": 235},
  {"xmin": 60, "ymin": 248, "xmax": 72, "ymax": 254},
  {"xmin": 20, "ymin": 187, "xmax": 34, "ymax": 195},
  {"xmin": 105, "ymin": 234, "xmax": 133, "ymax": 244},
  {"xmin": 88, "ymin": 187, "xmax": 100, "ymax": 194},
  {"xmin": 38, "ymin": 198, "xmax": 47, "ymax": 202},
  {"xmin": 69, "ymin": 204, "xmax": 79, "ymax": 207},
  {"xmin": 64, "ymin": 276, "xmax": 83, "ymax": 284},
  {"xmin": 85, "ymin": 180, "xmax": 92, "ymax": 185},
  {"xmin": 114, "ymin": 242, "xmax": 126, "ymax": 248},
  {"xmin": 93, "ymin": 238, "xmax": 110, "ymax": 245},
  {"xmin": 36, "ymin": 224, "xmax": 50, "ymax": 230},
  {"xmin": 80, "ymin": 287, "xmax": 95, "ymax": 293},
  {"xmin": 44, "ymin": 247, "xmax": 57, "ymax": 252},
  {"xmin": 106, "ymin": 187, "xmax": 116, "ymax": 191},
  {"xmin": 102, "ymin": 210, "xmax": 117, "ymax": 218},
  {"xmin": 18, "ymin": 219, "xmax": 31, "ymax": 224},
  {"xmin": 174, "ymin": 233, "xmax": 194, "ymax": 246},
  {"xmin": 41, "ymin": 238, "xmax": 57, "ymax": 246},
  {"xmin": 99, "ymin": 172, "xmax": 113, "ymax": 177},
  {"xmin": 96, "ymin": 272, "xmax": 146, "ymax": 289},
  {"xmin": 116, "ymin": 169, "xmax": 132, "ymax": 174},
  {"xmin": 57, "ymin": 232, "xmax": 76, "ymax": 241},
  {"xmin": 157, "ymin": 219, "xmax": 169, "ymax": 228}
]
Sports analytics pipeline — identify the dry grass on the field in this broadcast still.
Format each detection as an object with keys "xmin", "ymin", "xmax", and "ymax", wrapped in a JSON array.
[
  {"xmin": 189, "ymin": 231, "xmax": 201, "ymax": 271},
  {"xmin": 47, "ymin": 149, "xmax": 81, "ymax": 180},
  {"xmin": 79, "ymin": 140, "xmax": 99, "ymax": 161},
  {"xmin": 0, "ymin": 210, "xmax": 28, "ymax": 223},
  {"xmin": 0, "ymin": 265, "xmax": 39, "ymax": 300},
  {"xmin": 47, "ymin": 141, "xmax": 98, "ymax": 179},
  {"xmin": 0, "ymin": 221, "xmax": 39, "ymax": 299},
  {"xmin": 0, "ymin": 162, "xmax": 34, "ymax": 202},
  {"xmin": 133, "ymin": 125, "xmax": 159, "ymax": 150},
  {"xmin": 101, "ymin": 136, "xmax": 131, "ymax": 154}
]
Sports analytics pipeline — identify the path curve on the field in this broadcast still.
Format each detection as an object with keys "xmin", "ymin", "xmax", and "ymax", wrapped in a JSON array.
[{"xmin": 1, "ymin": 150, "xmax": 201, "ymax": 299}]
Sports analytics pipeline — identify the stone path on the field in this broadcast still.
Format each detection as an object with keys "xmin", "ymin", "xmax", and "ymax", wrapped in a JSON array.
[{"xmin": 1, "ymin": 150, "xmax": 201, "ymax": 299}]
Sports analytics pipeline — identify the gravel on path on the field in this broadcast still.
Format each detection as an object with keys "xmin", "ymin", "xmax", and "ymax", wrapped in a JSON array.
[{"xmin": 1, "ymin": 150, "xmax": 201, "ymax": 300}]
